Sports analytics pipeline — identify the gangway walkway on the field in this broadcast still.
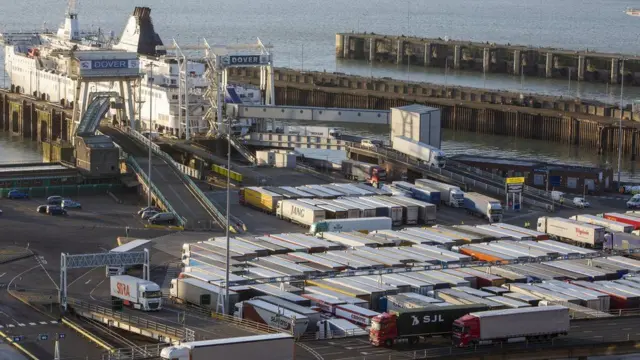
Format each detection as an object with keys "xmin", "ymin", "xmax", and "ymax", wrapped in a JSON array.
[
  {"xmin": 76, "ymin": 92, "xmax": 118, "ymax": 136},
  {"xmin": 100, "ymin": 126, "xmax": 223, "ymax": 230}
]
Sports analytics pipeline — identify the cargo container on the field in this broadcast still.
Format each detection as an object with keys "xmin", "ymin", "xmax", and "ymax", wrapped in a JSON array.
[
  {"xmin": 301, "ymin": 292, "xmax": 346, "ymax": 314},
  {"xmin": 234, "ymin": 299, "xmax": 309, "ymax": 337},
  {"xmin": 317, "ymin": 318, "xmax": 369, "ymax": 339},
  {"xmin": 333, "ymin": 198, "xmax": 377, "ymax": 218},
  {"xmin": 316, "ymin": 203, "xmax": 349, "ymax": 219},
  {"xmin": 239, "ymin": 187, "xmax": 283, "ymax": 213},
  {"xmin": 170, "ymin": 278, "xmax": 237, "ymax": 314},
  {"xmin": 485, "ymin": 296, "xmax": 531, "ymax": 309},
  {"xmin": 381, "ymin": 185, "xmax": 411, "ymax": 197},
  {"xmin": 392, "ymin": 136, "xmax": 446, "ymax": 168},
  {"xmin": 502, "ymin": 292, "xmax": 540, "ymax": 306},
  {"xmin": 537, "ymin": 217, "xmax": 605, "ymax": 248},
  {"xmin": 378, "ymin": 196, "xmax": 420, "ymax": 225},
  {"xmin": 604, "ymin": 232, "xmax": 640, "ymax": 250},
  {"xmin": 110, "ymin": 275, "xmax": 162, "ymax": 311},
  {"xmin": 279, "ymin": 186, "xmax": 315, "ymax": 198},
  {"xmin": 391, "ymin": 181, "xmax": 439, "ymax": 205},
  {"xmin": 369, "ymin": 304, "xmax": 488, "ymax": 346},
  {"xmin": 571, "ymin": 214, "xmax": 634, "ymax": 233},
  {"xmin": 490, "ymin": 223, "xmax": 549, "ymax": 240},
  {"xmin": 335, "ymin": 304, "xmax": 381, "ymax": 327},
  {"xmin": 264, "ymin": 186, "xmax": 299, "ymax": 199},
  {"xmin": 463, "ymin": 192, "xmax": 503, "ymax": 223},
  {"xmin": 475, "ymin": 225, "xmax": 535, "ymax": 241},
  {"xmin": 452, "ymin": 306, "xmax": 570, "ymax": 347},
  {"xmin": 356, "ymin": 198, "xmax": 403, "ymax": 226},
  {"xmin": 310, "ymin": 217, "xmax": 393, "ymax": 235},
  {"xmin": 341, "ymin": 160, "xmax": 387, "ymax": 184},
  {"xmin": 106, "ymin": 239, "xmax": 153, "ymax": 276},
  {"xmin": 160, "ymin": 333, "xmax": 295, "ymax": 360},
  {"xmin": 306, "ymin": 184, "xmax": 342, "ymax": 198},
  {"xmin": 351, "ymin": 183, "xmax": 390, "ymax": 196},
  {"xmin": 325, "ymin": 201, "xmax": 361, "ymax": 218},
  {"xmin": 275, "ymin": 200, "xmax": 325, "ymax": 227},
  {"xmin": 602, "ymin": 213, "xmax": 640, "ymax": 230},
  {"xmin": 304, "ymin": 286, "xmax": 370, "ymax": 308},
  {"xmin": 415, "ymin": 179, "xmax": 464, "ymax": 207},
  {"xmin": 255, "ymin": 296, "xmax": 321, "ymax": 332},
  {"xmin": 390, "ymin": 197, "xmax": 437, "ymax": 224},
  {"xmin": 297, "ymin": 186, "xmax": 333, "ymax": 199}
]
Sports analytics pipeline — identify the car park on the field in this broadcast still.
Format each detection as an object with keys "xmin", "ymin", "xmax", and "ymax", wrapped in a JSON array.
[{"xmin": 7, "ymin": 190, "xmax": 29, "ymax": 199}]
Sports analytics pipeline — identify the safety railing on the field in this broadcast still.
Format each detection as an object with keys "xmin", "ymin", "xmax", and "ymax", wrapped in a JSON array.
[
  {"xmin": 126, "ymin": 128, "xmax": 234, "ymax": 232},
  {"xmin": 226, "ymin": 132, "xmax": 257, "ymax": 164},
  {"xmin": 126, "ymin": 155, "xmax": 186, "ymax": 227},
  {"xmin": 347, "ymin": 143, "xmax": 555, "ymax": 211},
  {"xmin": 176, "ymin": 302, "xmax": 286, "ymax": 336},
  {"xmin": 67, "ymin": 298, "xmax": 190, "ymax": 341},
  {"xmin": 102, "ymin": 344, "xmax": 168, "ymax": 360}
]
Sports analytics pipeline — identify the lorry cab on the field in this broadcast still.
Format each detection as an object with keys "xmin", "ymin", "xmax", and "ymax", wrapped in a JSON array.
[
  {"xmin": 451, "ymin": 315, "xmax": 478, "ymax": 347},
  {"xmin": 488, "ymin": 203, "xmax": 503, "ymax": 223},
  {"xmin": 369, "ymin": 313, "xmax": 399, "ymax": 347},
  {"xmin": 430, "ymin": 150, "xmax": 446, "ymax": 168}
]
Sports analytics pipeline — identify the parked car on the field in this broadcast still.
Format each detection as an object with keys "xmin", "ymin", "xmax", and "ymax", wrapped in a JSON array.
[
  {"xmin": 7, "ymin": 190, "xmax": 29, "ymax": 199},
  {"xmin": 141, "ymin": 210, "xmax": 159, "ymax": 220},
  {"xmin": 37, "ymin": 205, "xmax": 48, "ymax": 214},
  {"xmin": 138, "ymin": 206, "xmax": 161, "ymax": 215},
  {"xmin": 573, "ymin": 197, "xmax": 590, "ymax": 208},
  {"xmin": 61, "ymin": 200, "xmax": 82, "ymax": 209},
  {"xmin": 0, "ymin": 209, "xmax": 3, "ymax": 215},
  {"xmin": 148, "ymin": 212, "xmax": 175, "ymax": 225},
  {"xmin": 627, "ymin": 194, "xmax": 640, "ymax": 209},
  {"xmin": 47, "ymin": 196, "xmax": 63, "ymax": 205},
  {"xmin": 46, "ymin": 205, "xmax": 67, "ymax": 216}
]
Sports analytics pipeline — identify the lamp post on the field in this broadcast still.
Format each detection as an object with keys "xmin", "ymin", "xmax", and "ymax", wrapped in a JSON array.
[
  {"xmin": 618, "ymin": 59, "xmax": 625, "ymax": 185},
  {"xmin": 146, "ymin": 63, "xmax": 156, "ymax": 208}
]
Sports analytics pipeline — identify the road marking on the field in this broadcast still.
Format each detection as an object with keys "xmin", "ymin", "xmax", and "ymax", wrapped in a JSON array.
[
  {"xmin": 17, "ymin": 323, "xmax": 25, "ymax": 327},
  {"xmin": 39, "ymin": 321, "xmax": 47, "ymax": 325},
  {"xmin": 7, "ymin": 324, "xmax": 14, "ymax": 328},
  {"xmin": 583, "ymin": 330, "xmax": 592, "ymax": 333},
  {"xmin": 623, "ymin": 328, "xmax": 632, "ymax": 331},
  {"xmin": 85, "ymin": 279, "xmax": 92, "ymax": 285},
  {"xmin": 0, "ymin": 273, "xmax": 5, "ymax": 278},
  {"xmin": 29, "ymin": 322, "xmax": 36, "ymax": 326},
  {"xmin": 50, "ymin": 320, "xmax": 58, "ymax": 324}
]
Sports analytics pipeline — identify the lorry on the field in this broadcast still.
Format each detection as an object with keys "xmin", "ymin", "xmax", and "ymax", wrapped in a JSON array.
[
  {"xmin": 451, "ymin": 305, "xmax": 569, "ymax": 347},
  {"xmin": 160, "ymin": 333, "xmax": 295, "ymax": 360},
  {"xmin": 392, "ymin": 181, "xmax": 441, "ymax": 205},
  {"xmin": 392, "ymin": 136, "xmax": 446, "ymax": 168},
  {"xmin": 234, "ymin": 299, "xmax": 310, "ymax": 337},
  {"xmin": 110, "ymin": 275, "xmax": 162, "ymax": 311},
  {"xmin": 537, "ymin": 217, "xmax": 606, "ymax": 248},
  {"xmin": 415, "ymin": 179, "xmax": 464, "ymax": 207},
  {"xmin": 239, "ymin": 187, "xmax": 283, "ymax": 213},
  {"xmin": 309, "ymin": 217, "xmax": 393, "ymax": 235},
  {"xmin": 376, "ymin": 196, "xmax": 419, "ymax": 225},
  {"xmin": 570, "ymin": 214, "xmax": 634, "ymax": 233},
  {"xmin": 463, "ymin": 192, "xmax": 503, "ymax": 223},
  {"xmin": 603, "ymin": 213, "xmax": 640, "ymax": 230},
  {"xmin": 276, "ymin": 199, "xmax": 326, "ymax": 227},
  {"xmin": 169, "ymin": 277, "xmax": 238, "ymax": 314},
  {"xmin": 369, "ymin": 304, "xmax": 488, "ymax": 347},
  {"xmin": 341, "ymin": 160, "xmax": 387, "ymax": 185}
]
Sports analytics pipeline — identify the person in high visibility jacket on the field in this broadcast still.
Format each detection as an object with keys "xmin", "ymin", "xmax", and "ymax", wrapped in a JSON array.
[{"xmin": 524, "ymin": 221, "xmax": 531, "ymax": 229}]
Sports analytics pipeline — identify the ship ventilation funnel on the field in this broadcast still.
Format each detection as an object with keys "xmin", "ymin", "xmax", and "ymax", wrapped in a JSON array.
[{"xmin": 113, "ymin": 7, "xmax": 166, "ymax": 57}]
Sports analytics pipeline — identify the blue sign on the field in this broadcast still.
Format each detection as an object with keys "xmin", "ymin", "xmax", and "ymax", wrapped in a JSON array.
[
  {"xmin": 549, "ymin": 175, "xmax": 561, "ymax": 187},
  {"xmin": 58, "ymin": 333, "xmax": 66, "ymax": 339},
  {"xmin": 222, "ymin": 55, "xmax": 268, "ymax": 67},
  {"xmin": 39, "ymin": 334, "xmax": 49, "ymax": 341}
]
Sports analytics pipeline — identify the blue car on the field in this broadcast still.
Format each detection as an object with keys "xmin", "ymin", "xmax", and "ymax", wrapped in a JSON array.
[{"xmin": 7, "ymin": 190, "xmax": 29, "ymax": 199}]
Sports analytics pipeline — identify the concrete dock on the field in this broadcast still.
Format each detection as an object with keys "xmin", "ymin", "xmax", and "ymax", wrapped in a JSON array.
[{"xmin": 336, "ymin": 32, "xmax": 640, "ymax": 85}]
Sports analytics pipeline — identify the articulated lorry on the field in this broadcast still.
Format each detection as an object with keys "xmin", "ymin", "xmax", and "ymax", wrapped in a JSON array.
[
  {"xmin": 463, "ymin": 192, "xmax": 503, "ymax": 223},
  {"xmin": 341, "ymin": 160, "xmax": 387, "ymax": 185},
  {"xmin": 310, "ymin": 217, "xmax": 393, "ymax": 235},
  {"xmin": 110, "ymin": 275, "xmax": 162, "ymax": 311},
  {"xmin": 160, "ymin": 333, "xmax": 295, "ymax": 360},
  {"xmin": 239, "ymin": 187, "xmax": 283, "ymax": 213},
  {"xmin": 452, "ymin": 305, "xmax": 569, "ymax": 347},
  {"xmin": 169, "ymin": 277, "xmax": 238, "ymax": 314},
  {"xmin": 234, "ymin": 299, "xmax": 310, "ymax": 337},
  {"xmin": 392, "ymin": 136, "xmax": 446, "ymax": 168},
  {"xmin": 392, "ymin": 181, "xmax": 441, "ymax": 205},
  {"xmin": 276, "ymin": 199, "xmax": 326, "ymax": 227},
  {"xmin": 537, "ymin": 217, "xmax": 606, "ymax": 248},
  {"xmin": 415, "ymin": 179, "xmax": 464, "ymax": 207},
  {"xmin": 369, "ymin": 304, "xmax": 488, "ymax": 347}
]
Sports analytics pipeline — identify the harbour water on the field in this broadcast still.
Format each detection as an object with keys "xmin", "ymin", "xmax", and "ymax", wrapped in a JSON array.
[{"xmin": 2, "ymin": 0, "xmax": 640, "ymax": 177}]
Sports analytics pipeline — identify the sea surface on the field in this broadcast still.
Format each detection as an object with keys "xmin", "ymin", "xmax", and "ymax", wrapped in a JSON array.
[{"xmin": 2, "ymin": 0, "xmax": 640, "ymax": 179}]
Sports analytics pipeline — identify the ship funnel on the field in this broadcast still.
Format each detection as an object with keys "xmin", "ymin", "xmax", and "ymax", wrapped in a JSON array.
[{"xmin": 113, "ymin": 7, "xmax": 166, "ymax": 57}]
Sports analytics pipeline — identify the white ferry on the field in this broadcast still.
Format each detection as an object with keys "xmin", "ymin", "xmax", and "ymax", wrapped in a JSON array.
[{"xmin": 2, "ymin": 3, "xmax": 261, "ymax": 137}]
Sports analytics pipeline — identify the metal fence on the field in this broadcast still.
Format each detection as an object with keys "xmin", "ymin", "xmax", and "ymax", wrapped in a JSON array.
[{"xmin": 102, "ymin": 344, "xmax": 167, "ymax": 360}]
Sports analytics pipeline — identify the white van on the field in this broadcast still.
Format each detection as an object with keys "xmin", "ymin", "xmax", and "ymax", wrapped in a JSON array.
[
  {"xmin": 360, "ymin": 139, "xmax": 377, "ymax": 149},
  {"xmin": 551, "ymin": 191, "xmax": 565, "ymax": 202}
]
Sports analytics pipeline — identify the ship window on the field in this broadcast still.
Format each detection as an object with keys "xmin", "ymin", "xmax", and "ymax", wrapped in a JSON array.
[{"xmin": 172, "ymin": 95, "xmax": 178, "ymax": 100}]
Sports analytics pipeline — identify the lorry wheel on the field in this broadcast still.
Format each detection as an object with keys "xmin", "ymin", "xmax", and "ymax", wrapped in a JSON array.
[{"xmin": 384, "ymin": 339, "xmax": 393, "ymax": 348}]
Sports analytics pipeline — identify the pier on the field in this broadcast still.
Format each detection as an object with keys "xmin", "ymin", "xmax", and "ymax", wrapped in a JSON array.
[{"xmin": 335, "ymin": 32, "xmax": 640, "ymax": 85}]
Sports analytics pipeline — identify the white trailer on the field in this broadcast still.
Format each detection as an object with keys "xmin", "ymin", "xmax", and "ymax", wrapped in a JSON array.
[
  {"xmin": 160, "ymin": 333, "xmax": 295, "ymax": 360},
  {"xmin": 234, "ymin": 299, "xmax": 310, "ymax": 337},
  {"xmin": 392, "ymin": 136, "xmax": 446, "ymax": 168},
  {"xmin": 110, "ymin": 275, "xmax": 162, "ymax": 311},
  {"xmin": 537, "ymin": 217, "xmax": 606, "ymax": 248},
  {"xmin": 415, "ymin": 178, "xmax": 464, "ymax": 207},
  {"xmin": 379, "ymin": 196, "xmax": 420, "ymax": 225},
  {"xmin": 333, "ymin": 198, "xmax": 376, "ymax": 217},
  {"xmin": 356, "ymin": 197, "xmax": 403, "ymax": 226},
  {"xmin": 463, "ymin": 192, "xmax": 503, "ymax": 223},
  {"xmin": 310, "ymin": 217, "xmax": 393, "ymax": 235},
  {"xmin": 106, "ymin": 239, "xmax": 152, "ymax": 276},
  {"xmin": 570, "ymin": 214, "xmax": 634, "ymax": 233},
  {"xmin": 169, "ymin": 277, "xmax": 238, "ymax": 314},
  {"xmin": 276, "ymin": 199, "xmax": 326, "ymax": 227}
]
